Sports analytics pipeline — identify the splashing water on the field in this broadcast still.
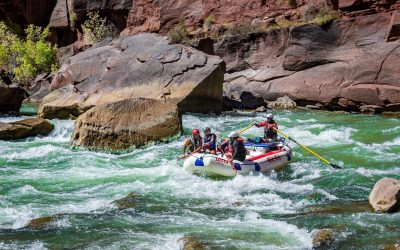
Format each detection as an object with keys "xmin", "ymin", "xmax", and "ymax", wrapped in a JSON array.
[{"xmin": 0, "ymin": 107, "xmax": 399, "ymax": 249}]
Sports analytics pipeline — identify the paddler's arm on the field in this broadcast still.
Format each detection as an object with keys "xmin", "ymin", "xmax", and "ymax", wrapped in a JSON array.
[
  {"xmin": 254, "ymin": 121, "xmax": 266, "ymax": 127},
  {"xmin": 182, "ymin": 139, "xmax": 189, "ymax": 155}
]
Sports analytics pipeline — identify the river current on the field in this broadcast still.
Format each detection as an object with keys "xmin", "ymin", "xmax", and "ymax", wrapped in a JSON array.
[{"xmin": 0, "ymin": 105, "xmax": 399, "ymax": 249}]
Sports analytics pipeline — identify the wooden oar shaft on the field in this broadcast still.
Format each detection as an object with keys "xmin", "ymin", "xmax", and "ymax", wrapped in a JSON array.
[{"xmin": 273, "ymin": 127, "xmax": 334, "ymax": 167}]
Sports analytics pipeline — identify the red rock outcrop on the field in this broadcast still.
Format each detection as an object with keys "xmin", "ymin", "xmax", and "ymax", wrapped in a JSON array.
[{"xmin": 217, "ymin": 12, "xmax": 400, "ymax": 112}]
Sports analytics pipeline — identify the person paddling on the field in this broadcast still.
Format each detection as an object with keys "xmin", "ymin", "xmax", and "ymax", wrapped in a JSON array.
[
  {"xmin": 202, "ymin": 127, "xmax": 217, "ymax": 154},
  {"xmin": 225, "ymin": 132, "xmax": 246, "ymax": 163},
  {"xmin": 254, "ymin": 113, "xmax": 278, "ymax": 142},
  {"xmin": 181, "ymin": 129, "xmax": 203, "ymax": 158}
]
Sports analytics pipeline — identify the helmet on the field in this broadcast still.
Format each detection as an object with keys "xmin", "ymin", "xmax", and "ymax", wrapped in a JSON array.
[
  {"xmin": 192, "ymin": 129, "xmax": 200, "ymax": 135},
  {"xmin": 203, "ymin": 127, "xmax": 211, "ymax": 133},
  {"xmin": 266, "ymin": 113, "xmax": 274, "ymax": 119},
  {"xmin": 228, "ymin": 131, "xmax": 238, "ymax": 138}
]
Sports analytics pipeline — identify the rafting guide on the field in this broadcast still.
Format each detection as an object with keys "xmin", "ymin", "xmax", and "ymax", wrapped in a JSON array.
[{"xmin": 254, "ymin": 113, "xmax": 278, "ymax": 142}]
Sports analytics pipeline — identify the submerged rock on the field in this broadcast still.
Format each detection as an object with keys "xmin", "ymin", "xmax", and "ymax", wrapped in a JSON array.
[
  {"xmin": 72, "ymin": 98, "xmax": 181, "ymax": 150},
  {"xmin": 300, "ymin": 201, "xmax": 373, "ymax": 214},
  {"xmin": 25, "ymin": 216, "xmax": 56, "ymax": 230},
  {"xmin": 312, "ymin": 228, "xmax": 336, "ymax": 249},
  {"xmin": 267, "ymin": 95, "xmax": 297, "ymax": 110},
  {"xmin": 112, "ymin": 193, "xmax": 141, "ymax": 210},
  {"xmin": 39, "ymin": 33, "xmax": 225, "ymax": 119},
  {"xmin": 0, "ymin": 118, "xmax": 54, "ymax": 140},
  {"xmin": 369, "ymin": 178, "xmax": 400, "ymax": 213},
  {"xmin": 178, "ymin": 236, "xmax": 206, "ymax": 250},
  {"xmin": 383, "ymin": 243, "xmax": 400, "ymax": 250}
]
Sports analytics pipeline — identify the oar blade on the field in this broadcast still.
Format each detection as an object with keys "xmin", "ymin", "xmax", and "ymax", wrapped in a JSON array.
[{"xmin": 330, "ymin": 163, "xmax": 342, "ymax": 170}]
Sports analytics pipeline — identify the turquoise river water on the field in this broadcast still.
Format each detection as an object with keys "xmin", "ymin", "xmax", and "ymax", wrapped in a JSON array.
[{"xmin": 0, "ymin": 104, "xmax": 399, "ymax": 249}]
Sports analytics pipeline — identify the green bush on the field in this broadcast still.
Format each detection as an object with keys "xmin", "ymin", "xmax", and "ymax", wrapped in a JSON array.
[
  {"xmin": 167, "ymin": 17, "xmax": 189, "ymax": 44},
  {"xmin": 69, "ymin": 12, "xmax": 77, "ymax": 31},
  {"xmin": 203, "ymin": 15, "xmax": 215, "ymax": 32},
  {"xmin": 0, "ymin": 22, "xmax": 58, "ymax": 81},
  {"xmin": 0, "ymin": 22, "xmax": 20, "ymax": 72},
  {"xmin": 82, "ymin": 11, "xmax": 114, "ymax": 44}
]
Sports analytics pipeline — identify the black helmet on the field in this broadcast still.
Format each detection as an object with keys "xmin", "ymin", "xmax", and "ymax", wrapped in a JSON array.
[{"xmin": 203, "ymin": 127, "xmax": 211, "ymax": 133}]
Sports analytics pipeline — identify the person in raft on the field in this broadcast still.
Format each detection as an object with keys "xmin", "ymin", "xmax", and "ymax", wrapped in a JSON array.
[
  {"xmin": 202, "ymin": 127, "xmax": 217, "ymax": 154},
  {"xmin": 182, "ymin": 129, "xmax": 203, "ymax": 157},
  {"xmin": 222, "ymin": 132, "xmax": 247, "ymax": 163},
  {"xmin": 254, "ymin": 113, "xmax": 278, "ymax": 142}
]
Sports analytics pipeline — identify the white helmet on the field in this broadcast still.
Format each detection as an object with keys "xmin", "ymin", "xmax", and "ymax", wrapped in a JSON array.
[
  {"xmin": 228, "ymin": 131, "xmax": 238, "ymax": 138},
  {"xmin": 266, "ymin": 113, "xmax": 274, "ymax": 119}
]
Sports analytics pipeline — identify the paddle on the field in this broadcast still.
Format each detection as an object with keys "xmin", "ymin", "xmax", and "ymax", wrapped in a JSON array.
[
  {"xmin": 237, "ymin": 123, "xmax": 254, "ymax": 135},
  {"xmin": 273, "ymin": 127, "xmax": 342, "ymax": 170}
]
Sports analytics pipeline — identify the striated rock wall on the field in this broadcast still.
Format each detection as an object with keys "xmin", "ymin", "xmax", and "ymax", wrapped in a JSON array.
[{"xmin": 217, "ymin": 12, "xmax": 400, "ymax": 112}]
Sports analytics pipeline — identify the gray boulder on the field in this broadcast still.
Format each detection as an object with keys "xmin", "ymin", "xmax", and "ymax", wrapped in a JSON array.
[
  {"xmin": 0, "ymin": 118, "xmax": 54, "ymax": 140},
  {"xmin": 39, "ymin": 33, "xmax": 225, "ymax": 119},
  {"xmin": 72, "ymin": 98, "xmax": 181, "ymax": 150},
  {"xmin": 369, "ymin": 178, "xmax": 400, "ymax": 213}
]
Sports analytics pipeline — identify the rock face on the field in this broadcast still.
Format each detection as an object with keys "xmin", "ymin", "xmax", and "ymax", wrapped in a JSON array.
[
  {"xmin": 25, "ymin": 73, "xmax": 53, "ymax": 102},
  {"xmin": 0, "ymin": 118, "xmax": 54, "ymax": 140},
  {"xmin": 39, "ymin": 33, "xmax": 225, "ymax": 119},
  {"xmin": 0, "ymin": 83, "xmax": 26, "ymax": 113},
  {"xmin": 217, "ymin": 12, "xmax": 400, "ymax": 112},
  {"xmin": 369, "ymin": 178, "xmax": 400, "ymax": 213},
  {"xmin": 72, "ymin": 98, "xmax": 181, "ymax": 150}
]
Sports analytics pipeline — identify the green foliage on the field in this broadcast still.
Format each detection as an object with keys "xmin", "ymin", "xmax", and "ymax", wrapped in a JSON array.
[
  {"xmin": 0, "ymin": 22, "xmax": 20, "ymax": 72},
  {"xmin": 167, "ymin": 17, "xmax": 189, "ymax": 44},
  {"xmin": 82, "ymin": 11, "xmax": 114, "ymax": 44},
  {"xmin": 310, "ymin": 7, "xmax": 339, "ymax": 25},
  {"xmin": 0, "ymin": 22, "xmax": 58, "ymax": 81},
  {"xmin": 69, "ymin": 12, "xmax": 77, "ymax": 31},
  {"xmin": 302, "ymin": 4, "xmax": 338, "ymax": 25},
  {"xmin": 203, "ymin": 15, "xmax": 216, "ymax": 32},
  {"xmin": 13, "ymin": 25, "xmax": 58, "ymax": 80}
]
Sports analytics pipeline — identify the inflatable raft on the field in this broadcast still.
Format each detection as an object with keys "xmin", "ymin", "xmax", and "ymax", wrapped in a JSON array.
[{"xmin": 183, "ymin": 142, "xmax": 292, "ymax": 177}]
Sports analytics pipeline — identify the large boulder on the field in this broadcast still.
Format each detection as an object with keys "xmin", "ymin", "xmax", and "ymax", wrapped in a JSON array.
[
  {"xmin": 71, "ymin": 98, "xmax": 181, "ymax": 150},
  {"xmin": 39, "ymin": 33, "xmax": 225, "ymax": 119},
  {"xmin": 0, "ymin": 118, "xmax": 54, "ymax": 140},
  {"xmin": 369, "ymin": 178, "xmax": 400, "ymax": 213},
  {"xmin": 268, "ymin": 95, "xmax": 297, "ymax": 110},
  {"xmin": 217, "ymin": 12, "xmax": 400, "ymax": 112},
  {"xmin": 0, "ymin": 82, "xmax": 26, "ymax": 113}
]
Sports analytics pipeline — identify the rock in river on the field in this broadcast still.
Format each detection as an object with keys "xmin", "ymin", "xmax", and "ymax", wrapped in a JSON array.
[
  {"xmin": 0, "ymin": 118, "xmax": 54, "ymax": 140},
  {"xmin": 369, "ymin": 178, "xmax": 400, "ymax": 213},
  {"xmin": 39, "ymin": 33, "xmax": 225, "ymax": 119},
  {"xmin": 0, "ymin": 82, "xmax": 26, "ymax": 113},
  {"xmin": 72, "ymin": 98, "xmax": 181, "ymax": 150}
]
